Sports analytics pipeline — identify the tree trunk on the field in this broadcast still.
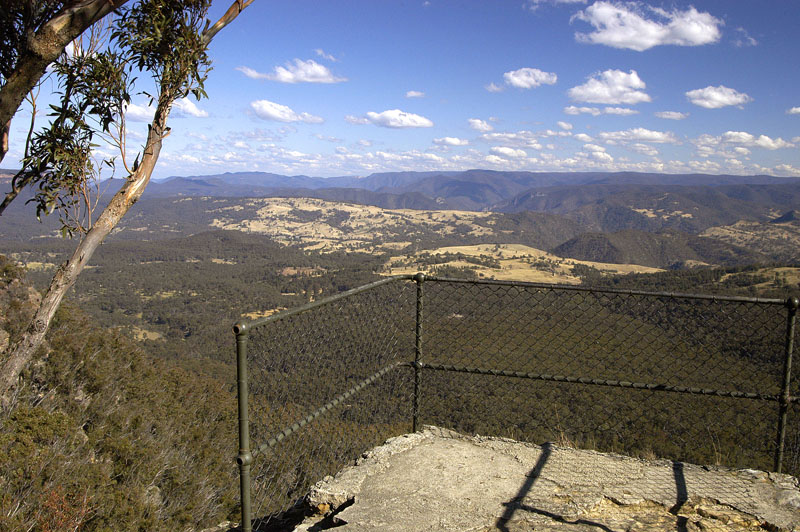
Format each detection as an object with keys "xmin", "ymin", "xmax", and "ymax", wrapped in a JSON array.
[
  {"xmin": 0, "ymin": 0, "xmax": 252, "ymax": 401},
  {"xmin": 0, "ymin": 100, "xmax": 168, "ymax": 400}
]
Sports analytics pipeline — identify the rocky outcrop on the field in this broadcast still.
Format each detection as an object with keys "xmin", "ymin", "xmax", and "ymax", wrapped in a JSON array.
[{"xmin": 296, "ymin": 427, "xmax": 800, "ymax": 532}]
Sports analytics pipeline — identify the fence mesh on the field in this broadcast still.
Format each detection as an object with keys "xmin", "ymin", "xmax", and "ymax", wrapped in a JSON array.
[
  {"xmin": 244, "ymin": 279, "xmax": 415, "ymax": 526},
  {"xmin": 418, "ymin": 279, "xmax": 794, "ymax": 474},
  {"xmin": 238, "ymin": 276, "xmax": 797, "ymax": 530}
]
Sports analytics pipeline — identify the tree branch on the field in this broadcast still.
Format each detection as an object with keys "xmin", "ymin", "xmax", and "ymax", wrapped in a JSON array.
[
  {"xmin": 0, "ymin": 0, "xmax": 129, "ymax": 163},
  {"xmin": 0, "ymin": 0, "xmax": 254, "ymax": 401},
  {"xmin": 201, "ymin": 0, "xmax": 254, "ymax": 45}
]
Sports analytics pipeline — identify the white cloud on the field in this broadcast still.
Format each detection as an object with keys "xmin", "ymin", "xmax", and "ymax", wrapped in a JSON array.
[
  {"xmin": 434, "ymin": 137, "xmax": 469, "ymax": 146},
  {"xmin": 753, "ymin": 135, "xmax": 793, "ymax": 150},
  {"xmin": 557, "ymin": 121, "xmax": 573, "ymax": 130},
  {"xmin": 604, "ymin": 107, "xmax": 639, "ymax": 115},
  {"xmin": 773, "ymin": 164, "xmax": 800, "ymax": 177},
  {"xmin": 480, "ymin": 131, "xmax": 543, "ymax": 150},
  {"xmin": 314, "ymin": 48, "xmax": 338, "ymax": 61},
  {"xmin": 693, "ymin": 131, "xmax": 794, "ymax": 153},
  {"xmin": 630, "ymin": 143, "xmax": 659, "ymax": 156},
  {"xmin": 685, "ymin": 85, "xmax": 752, "ymax": 109},
  {"xmin": 172, "ymin": 98, "xmax": 209, "ymax": 118},
  {"xmin": 787, "ymin": 107, "xmax": 800, "ymax": 115},
  {"xmin": 485, "ymin": 82, "xmax": 504, "ymax": 93},
  {"xmin": 572, "ymin": 1, "xmax": 723, "ymax": 51},
  {"xmin": 237, "ymin": 59, "xmax": 346, "ymax": 83},
  {"xmin": 125, "ymin": 102, "xmax": 155, "ymax": 122},
  {"xmin": 564, "ymin": 105, "xmax": 638, "ymax": 116},
  {"xmin": 236, "ymin": 66, "xmax": 269, "ymax": 80},
  {"xmin": 345, "ymin": 115, "xmax": 370, "ymax": 125},
  {"xmin": 250, "ymin": 100, "xmax": 324, "ymax": 123},
  {"xmin": 733, "ymin": 28, "xmax": 758, "ymax": 48},
  {"xmin": 468, "ymin": 118, "xmax": 494, "ymax": 132},
  {"xmin": 364, "ymin": 109, "xmax": 433, "ymax": 128},
  {"xmin": 525, "ymin": 0, "xmax": 586, "ymax": 11},
  {"xmin": 565, "ymin": 105, "xmax": 601, "ymax": 116},
  {"xmin": 573, "ymin": 133, "xmax": 593, "ymax": 142},
  {"xmin": 568, "ymin": 69, "xmax": 650, "ymax": 105},
  {"xmin": 491, "ymin": 147, "xmax": 528, "ymax": 158},
  {"xmin": 405, "ymin": 90, "xmax": 425, "ymax": 98},
  {"xmin": 503, "ymin": 67, "xmax": 557, "ymax": 89},
  {"xmin": 598, "ymin": 128, "xmax": 678, "ymax": 144},
  {"xmin": 583, "ymin": 143, "xmax": 606, "ymax": 153},
  {"xmin": 655, "ymin": 111, "xmax": 688, "ymax": 120}
]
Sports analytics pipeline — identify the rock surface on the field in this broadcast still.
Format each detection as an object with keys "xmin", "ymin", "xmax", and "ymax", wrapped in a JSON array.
[{"xmin": 296, "ymin": 427, "xmax": 800, "ymax": 532}]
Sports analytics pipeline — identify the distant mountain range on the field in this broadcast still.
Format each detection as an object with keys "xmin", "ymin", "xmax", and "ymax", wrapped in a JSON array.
[
  {"xmin": 2, "ymin": 169, "xmax": 799, "ymax": 266},
  {"xmin": 143, "ymin": 170, "xmax": 799, "ymax": 233}
]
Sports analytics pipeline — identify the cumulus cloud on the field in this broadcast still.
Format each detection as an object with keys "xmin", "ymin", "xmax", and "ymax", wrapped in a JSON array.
[
  {"xmin": 572, "ymin": 1, "xmax": 723, "ymax": 51},
  {"xmin": 573, "ymin": 133, "xmax": 593, "ymax": 142},
  {"xmin": 480, "ymin": 131, "xmax": 543, "ymax": 150},
  {"xmin": 405, "ymin": 90, "xmax": 425, "ymax": 98},
  {"xmin": 125, "ymin": 102, "xmax": 155, "ymax": 122},
  {"xmin": 237, "ymin": 59, "xmax": 346, "ymax": 83},
  {"xmin": 598, "ymin": 128, "xmax": 678, "ymax": 144},
  {"xmin": 685, "ymin": 85, "xmax": 752, "ymax": 109},
  {"xmin": 434, "ymin": 137, "xmax": 469, "ymax": 146},
  {"xmin": 568, "ymin": 69, "xmax": 650, "ymax": 105},
  {"xmin": 773, "ymin": 164, "xmax": 800, "ymax": 177},
  {"xmin": 787, "ymin": 107, "xmax": 800, "ymax": 115},
  {"xmin": 491, "ymin": 146, "xmax": 528, "ymax": 158},
  {"xmin": 724, "ymin": 131, "xmax": 793, "ymax": 150},
  {"xmin": 557, "ymin": 121, "xmax": 573, "ymax": 130},
  {"xmin": 469, "ymin": 118, "xmax": 494, "ymax": 132},
  {"xmin": 250, "ymin": 100, "xmax": 324, "ymax": 123},
  {"xmin": 503, "ymin": 67, "xmax": 557, "ymax": 89},
  {"xmin": 655, "ymin": 110, "xmax": 688, "ymax": 120},
  {"xmin": 364, "ymin": 109, "xmax": 433, "ymax": 128},
  {"xmin": 630, "ymin": 143, "xmax": 659, "ymax": 156},
  {"xmin": 563, "ymin": 105, "xmax": 639, "ymax": 117},
  {"xmin": 485, "ymin": 82, "xmax": 504, "ymax": 93},
  {"xmin": 172, "ymin": 98, "xmax": 209, "ymax": 118},
  {"xmin": 565, "ymin": 105, "xmax": 601, "ymax": 116},
  {"xmin": 604, "ymin": 107, "xmax": 639, "ymax": 115},
  {"xmin": 693, "ymin": 131, "xmax": 794, "ymax": 154}
]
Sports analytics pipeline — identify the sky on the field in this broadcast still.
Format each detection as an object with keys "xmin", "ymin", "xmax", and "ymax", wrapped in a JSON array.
[{"xmin": 6, "ymin": 0, "xmax": 800, "ymax": 179}]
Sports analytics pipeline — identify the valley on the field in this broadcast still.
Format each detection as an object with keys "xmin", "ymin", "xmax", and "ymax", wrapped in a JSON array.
[{"xmin": 1, "ymin": 169, "xmax": 798, "ymax": 376}]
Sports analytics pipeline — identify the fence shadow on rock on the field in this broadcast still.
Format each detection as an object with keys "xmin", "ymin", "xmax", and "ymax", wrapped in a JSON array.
[{"xmin": 232, "ymin": 274, "xmax": 799, "ymax": 532}]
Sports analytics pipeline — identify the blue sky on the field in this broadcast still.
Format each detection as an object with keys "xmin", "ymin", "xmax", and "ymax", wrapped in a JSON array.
[{"xmin": 7, "ymin": 0, "xmax": 800, "ymax": 179}]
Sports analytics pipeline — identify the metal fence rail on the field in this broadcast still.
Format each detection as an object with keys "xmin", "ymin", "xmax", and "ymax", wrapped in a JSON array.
[{"xmin": 234, "ymin": 274, "xmax": 798, "ymax": 532}]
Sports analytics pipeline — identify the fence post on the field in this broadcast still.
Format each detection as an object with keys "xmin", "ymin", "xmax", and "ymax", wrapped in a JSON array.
[
  {"xmin": 775, "ymin": 296, "xmax": 798, "ymax": 473},
  {"xmin": 234, "ymin": 322, "xmax": 253, "ymax": 532},
  {"xmin": 413, "ymin": 273, "xmax": 425, "ymax": 432}
]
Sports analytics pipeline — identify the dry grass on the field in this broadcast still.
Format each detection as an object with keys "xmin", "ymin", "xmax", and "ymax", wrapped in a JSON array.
[
  {"xmin": 384, "ymin": 243, "xmax": 662, "ymax": 283},
  {"xmin": 701, "ymin": 221, "xmax": 800, "ymax": 260},
  {"xmin": 129, "ymin": 326, "xmax": 164, "ymax": 341},
  {"xmin": 209, "ymin": 197, "xmax": 493, "ymax": 252}
]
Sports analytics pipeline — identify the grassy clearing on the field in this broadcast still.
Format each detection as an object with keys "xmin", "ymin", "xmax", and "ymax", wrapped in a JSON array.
[{"xmin": 384, "ymin": 243, "xmax": 662, "ymax": 283}]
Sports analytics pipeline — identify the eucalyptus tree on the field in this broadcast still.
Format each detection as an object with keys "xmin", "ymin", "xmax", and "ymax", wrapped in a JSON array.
[
  {"xmin": 0, "ymin": 0, "xmax": 253, "ymax": 399},
  {"xmin": 0, "ymin": 0, "xmax": 132, "ymax": 164}
]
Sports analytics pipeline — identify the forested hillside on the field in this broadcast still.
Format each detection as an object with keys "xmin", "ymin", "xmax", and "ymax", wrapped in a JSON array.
[{"xmin": 0, "ymin": 256, "xmax": 239, "ymax": 531}]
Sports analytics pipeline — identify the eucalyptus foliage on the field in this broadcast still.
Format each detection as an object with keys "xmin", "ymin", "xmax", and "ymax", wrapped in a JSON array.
[{"xmin": 13, "ymin": 0, "xmax": 212, "ymax": 237}]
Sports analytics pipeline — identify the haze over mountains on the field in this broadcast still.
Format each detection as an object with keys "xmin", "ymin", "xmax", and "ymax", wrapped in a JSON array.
[{"xmin": 2, "ymin": 169, "xmax": 799, "ymax": 268}]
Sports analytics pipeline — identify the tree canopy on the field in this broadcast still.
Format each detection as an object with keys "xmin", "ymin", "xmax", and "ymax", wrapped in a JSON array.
[{"xmin": 0, "ymin": 0, "xmax": 253, "ymax": 399}]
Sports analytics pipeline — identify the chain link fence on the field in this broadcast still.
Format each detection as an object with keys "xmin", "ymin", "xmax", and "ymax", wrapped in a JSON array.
[{"xmin": 233, "ymin": 274, "xmax": 798, "ymax": 531}]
